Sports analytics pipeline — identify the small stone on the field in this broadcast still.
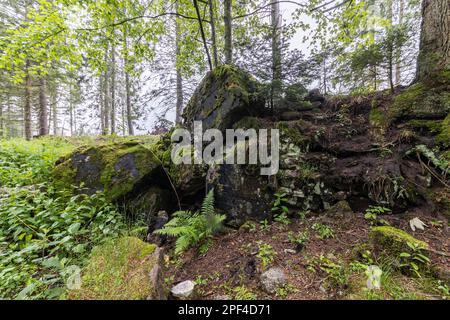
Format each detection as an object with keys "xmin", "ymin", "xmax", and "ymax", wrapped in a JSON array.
[
  {"xmin": 171, "ymin": 280, "xmax": 196, "ymax": 299},
  {"xmin": 284, "ymin": 249, "xmax": 297, "ymax": 254},
  {"xmin": 260, "ymin": 267, "xmax": 287, "ymax": 294}
]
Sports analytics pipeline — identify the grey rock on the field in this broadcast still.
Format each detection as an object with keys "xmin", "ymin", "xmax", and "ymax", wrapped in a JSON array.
[
  {"xmin": 171, "ymin": 280, "xmax": 196, "ymax": 299},
  {"xmin": 260, "ymin": 267, "xmax": 287, "ymax": 294}
]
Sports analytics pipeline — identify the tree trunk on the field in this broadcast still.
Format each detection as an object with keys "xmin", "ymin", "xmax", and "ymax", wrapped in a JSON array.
[
  {"xmin": 193, "ymin": 0, "xmax": 213, "ymax": 71},
  {"xmin": 395, "ymin": 0, "xmax": 404, "ymax": 85},
  {"xmin": 24, "ymin": 60, "xmax": 32, "ymax": 140},
  {"xmin": 416, "ymin": 0, "xmax": 450, "ymax": 81},
  {"xmin": 122, "ymin": 25, "xmax": 134, "ymax": 135},
  {"xmin": 110, "ymin": 44, "xmax": 116, "ymax": 134},
  {"xmin": 125, "ymin": 72, "xmax": 133, "ymax": 135},
  {"xmin": 271, "ymin": 1, "xmax": 282, "ymax": 110},
  {"xmin": 208, "ymin": 0, "xmax": 218, "ymax": 67},
  {"xmin": 386, "ymin": 0, "xmax": 394, "ymax": 92},
  {"xmin": 38, "ymin": 77, "xmax": 49, "ymax": 136},
  {"xmin": 175, "ymin": 1, "xmax": 184, "ymax": 125},
  {"xmin": 0, "ymin": 102, "xmax": 3, "ymax": 138},
  {"xmin": 101, "ymin": 45, "xmax": 110, "ymax": 135},
  {"xmin": 224, "ymin": 0, "xmax": 232, "ymax": 65},
  {"xmin": 99, "ymin": 74, "xmax": 105, "ymax": 134},
  {"xmin": 51, "ymin": 85, "xmax": 58, "ymax": 136}
]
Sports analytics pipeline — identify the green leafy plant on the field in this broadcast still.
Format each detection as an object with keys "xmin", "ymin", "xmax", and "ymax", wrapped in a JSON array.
[
  {"xmin": 259, "ymin": 219, "xmax": 271, "ymax": 232},
  {"xmin": 312, "ymin": 223, "xmax": 335, "ymax": 239},
  {"xmin": 399, "ymin": 242, "xmax": 431, "ymax": 277},
  {"xmin": 315, "ymin": 255, "xmax": 350, "ymax": 289},
  {"xmin": 155, "ymin": 189, "xmax": 225, "ymax": 255},
  {"xmin": 274, "ymin": 213, "xmax": 290, "ymax": 225},
  {"xmin": 0, "ymin": 185, "xmax": 130, "ymax": 299},
  {"xmin": 297, "ymin": 210, "xmax": 310, "ymax": 220},
  {"xmin": 256, "ymin": 242, "xmax": 277, "ymax": 269},
  {"xmin": 364, "ymin": 206, "xmax": 391, "ymax": 225},
  {"xmin": 232, "ymin": 286, "xmax": 257, "ymax": 300},
  {"xmin": 275, "ymin": 283, "xmax": 296, "ymax": 298},
  {"xmin": 271, "ymin": 192, "xmax": 289, "ymax": 216},
  {"xmin": 287, "ymin": 231, "xmax": 309, "ymax": 251}
]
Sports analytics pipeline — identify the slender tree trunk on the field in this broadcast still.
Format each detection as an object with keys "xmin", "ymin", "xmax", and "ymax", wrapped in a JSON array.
[
  {"xmin": 110, "ymin": 44, "xmax": 116, "ymax": 134},
  {"xmin": 271, "ymin": 1, "xmax": 282, "ymax": 110},
  {"xmin": 175, "ymin": 1, "xmax": 184, "ymax": 125},
  {"xmin": 38, "ymin": 77, "xmax": 49, "ymax": 136},
  {"xmin": 224, "ymin": 0, "xmax": 232, "ymax": 65},
  {"xmin": 103, "ymin": 47, "xmax": 110, "ymax": 135},
  {"xmin": 99, "ymin": 74, "xmax": 105, "ymax": 134},
  {"xmin": 395, "ymin": 0, "xmax": 404, "ymax": 85},
  {"xmin": 69, "ymin": 84, "xmax": 73, "ymax": 136},
  {"xmin": 386, "ymin": 0, "xmax": 394, "ymax": 92},
  {"xmin": 122, "ymin": 25, "xmax": 134, "ymax": 135},
  {"xmin": 193, "ymin": 0, "xmax": 213, "ymax": 71},
  {"xmin": 0, "ymin": 102, "xmax": 3, "ymax": 138},
  {"xmin": 51, "ymin": 86, "xmax": 58, "ymax": 136},
  {"xmin": 323, "ymin": 56, "xmax": 327, "ymax": 94},
  {"xmin": 24, "ymin": 60, "xmax": 32, "ymax": 140},
  {"xmin": 208, "ymin": 0, "xmax": 218, "ymax": 67},
  {"xmin": 416, "ymin": 0, "xmax": 450, "ymax": 81}
]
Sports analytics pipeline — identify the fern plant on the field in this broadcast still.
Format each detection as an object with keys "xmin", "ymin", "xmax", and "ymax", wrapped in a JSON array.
[{"xmin": 154, "ymin": 189, "xmax": 225, "ymax": 254}]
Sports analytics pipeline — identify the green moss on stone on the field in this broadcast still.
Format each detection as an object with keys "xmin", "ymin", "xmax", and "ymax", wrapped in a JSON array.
[
  {"xmin": 408, "ymin": 119, "xmax": 443, "ymax": 134},
  {"xmin": 276, "ymin": 121, "xmax": 309, "ymax": 146},
  {"xmin": 370, "ymin": 226, "xmax": 429, "ymax": 256},
  {"xmin": 53, "ymin": 137, "xmax": 162, "ymax": 201},
  {"xmin": 388, "ymin": 83, "xmax": 450, "ymax": 124}
]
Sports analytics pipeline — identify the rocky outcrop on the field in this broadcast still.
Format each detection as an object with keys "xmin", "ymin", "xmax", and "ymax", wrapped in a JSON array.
[
  {"xmin": 53, "ymin": 139, "xmax": 160, "ymax": 200},
  {"xmin": 206, "ymin": 164, "xmax": 273, "ymax": 226},
  {"xmin": 182, "ymin": 65, "xmax": 265, "ymax": 131},
  {"xmin": 53, "ymin": 138, "xmax": 175, "ymax": 223}
]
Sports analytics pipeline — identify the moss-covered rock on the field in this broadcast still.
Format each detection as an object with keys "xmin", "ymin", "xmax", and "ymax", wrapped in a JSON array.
[
  {"xmin": 388, "ymin": 83, "xmax": 450, "ymax": 124},
  {"xmin": 325, "ymin": 200, "xmax": 353, "ymax": 218},
  {"xmin": 182, "ymin": 65, "xmax": 265, "ymax": 131},
  {"xmin": 69, "ymin": 237, "xmax": 166, "ymax": 300},
  {"xmin": 53, "ymin": 139, "xmax": 161, "ymax": 201},
  {"xmin": 370, "ymin": 226, "xmax": 429, "ymax": 256}
]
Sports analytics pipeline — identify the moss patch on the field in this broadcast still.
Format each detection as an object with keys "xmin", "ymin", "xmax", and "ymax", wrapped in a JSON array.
[
  {"xmin": 436, "ymin": 113, "xmax": 450, "ymax": 147},
  {"xmin": 388, "ymin": 83, "xmax": 450, "ymax": 124},
  {"xmin": 370, "ymin": 226, "xmax": 429, "ymax": 255},
  {"xmin": 53, "ymin": 137, "xmax": 162, "ymax": 201},
  {"xmin": 69, "ymin": 237, "xmax": 158, "ymax": 300}
]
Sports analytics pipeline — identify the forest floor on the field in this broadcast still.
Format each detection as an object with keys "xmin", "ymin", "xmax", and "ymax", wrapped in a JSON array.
[{"xmin": 168, "ymin": 207, "xmax": 449, "ymax": 300}]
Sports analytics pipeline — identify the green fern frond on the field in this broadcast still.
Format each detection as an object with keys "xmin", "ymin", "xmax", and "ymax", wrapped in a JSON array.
[
  {"xmin": 153, "ymin": 188, "xmax": 225, "ymax": 255},
  {"xmin": 201, "ymin": 189, "xmax": 215, "ymax": 217}
]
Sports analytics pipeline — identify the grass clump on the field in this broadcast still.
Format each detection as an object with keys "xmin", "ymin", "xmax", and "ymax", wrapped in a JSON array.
[{"xmin": 69, "ymin": 237, "xmax": 157, "ymax": 300}]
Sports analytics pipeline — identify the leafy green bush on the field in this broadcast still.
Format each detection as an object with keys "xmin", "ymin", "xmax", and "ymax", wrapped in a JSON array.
[
  {"xmin": 312, "ymin": 223, "xmax": 335, "ymax": 239},
  {"xmin": 0, "ymin": 185, "xmax": 130, "ymax": 299},
  {"xmin": 256, "ymin": 242, "xmax": 277, "ymax": 269},
  {"xmin": 0, "ymin": 137, "xmax": 74, "ymax": 187},
  {"xmin": 155, "ymin": 189, "xmax": 225, "ymax": 254}
]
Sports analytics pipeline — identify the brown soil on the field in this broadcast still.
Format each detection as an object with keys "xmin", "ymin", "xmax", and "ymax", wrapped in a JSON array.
[{"xmin": 166, "ymin": 209, "xmax": 449, "ymax": 300}]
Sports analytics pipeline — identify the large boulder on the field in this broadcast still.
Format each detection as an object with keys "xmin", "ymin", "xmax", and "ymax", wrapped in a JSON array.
[
  {"xmin": 206, "ymin": 164, "xmax": 273, "ymax": 226},
  {"xmin": 53, "ymin": 139, "xmax": 161, "ymax": 201},
  {"xmin": 68, "ymin": 237, "xmax": 167, "ymax": 300},
  {"xmin": 182, "ymin": 65, "xmax": 265, "ymax": 131}
]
